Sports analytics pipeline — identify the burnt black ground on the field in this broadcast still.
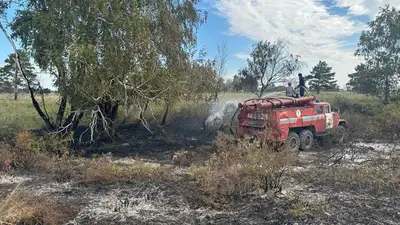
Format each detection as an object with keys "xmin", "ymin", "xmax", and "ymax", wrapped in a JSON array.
[
  {"xmin": 2, "ymin": 159, "xmax": 399, "ymax": 225},
  {"xmin": 1, "ymin": 111, "xmax": 400, "ymax": 224},
  {"xmin": 72, "ymin": 113, "xmax": 215, "ymax": 161}
]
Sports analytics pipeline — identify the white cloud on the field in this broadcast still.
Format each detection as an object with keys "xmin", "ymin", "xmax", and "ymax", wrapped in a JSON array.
[
  {"xmin": 213, "ymin": 0, "xmax": 378, "ymax": 86},
  {"xmin": 31, "ymin": 64, "xmax": 55, "ymax": 90},
  {"xmin": 234, "ymin": 52, "xmax": 250, "ymax": 60},
  {"xmin": 37, "ymin": 72, "xmax": 55, "ymax": 90},
  {"xmin": 335, "ymin": 0, "xmax": 400, "ymax": 17}
]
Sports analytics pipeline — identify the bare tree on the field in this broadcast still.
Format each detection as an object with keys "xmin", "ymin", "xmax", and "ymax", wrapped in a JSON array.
[
  {"xmin": 213, "ymin": 41, "xmax": 228, "ymax": 100},
  {"xmin": 238, "ymin": 39, "xmax": 304, "ymax": 97}
]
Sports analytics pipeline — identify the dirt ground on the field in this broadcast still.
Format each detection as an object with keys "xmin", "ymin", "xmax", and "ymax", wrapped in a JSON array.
[
  {"xmin": 1, "ymin": 124, "xmax": 399, "ymax": 225},
  {"xmin": 1, "ymin": 110, "xmax": 400, "ymax": 225}
]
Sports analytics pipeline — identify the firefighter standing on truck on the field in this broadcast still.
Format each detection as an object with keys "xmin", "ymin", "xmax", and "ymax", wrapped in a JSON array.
[{"xmin": 296, "ymin": 73, "xmax": 306, "ymax": 97}]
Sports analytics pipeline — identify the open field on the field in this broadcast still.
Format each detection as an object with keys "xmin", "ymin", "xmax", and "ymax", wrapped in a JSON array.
[
  {"xmin": 0, "ymin": 91, "xmax": 400, "ymax": 224},
  {"xmin": 0, "ymin": 91, "xmax": 379, "ymax": 130}
]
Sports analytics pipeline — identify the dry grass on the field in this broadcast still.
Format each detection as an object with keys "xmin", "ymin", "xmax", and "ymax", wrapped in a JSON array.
[
  {"xmin": 1, "ymin": 147, "xmax": 176, "ymax": 186},
  {"xmin": 75, "ymin": 157, "xmax": 177, "ymax": 184},
  {"xmin": 288, "ymin": 144, "xmax": 400, "ymax": 224},
  {"xmin": 0, "ymin": 128, "xmax": 177, "ymax": 185},
  {"xmin": 0, "ymin": 184, "xmax": 75, "ymax": 225},
  {"xmin": 188, "ymin": 133, "xmax": 296, "ymax": 202},
  {"xmin": 301, "ymin": 154, "xmax": 400, "ymax": 198},
  {"xmin": 289, "ymin": 198, "xmax": 326, "ymax": 218}
]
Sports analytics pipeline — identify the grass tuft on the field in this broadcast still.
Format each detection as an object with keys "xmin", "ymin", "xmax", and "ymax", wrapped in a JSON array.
[{"xmin": 0, "ymin": 184, "xmax": 76, "ymax": 225}]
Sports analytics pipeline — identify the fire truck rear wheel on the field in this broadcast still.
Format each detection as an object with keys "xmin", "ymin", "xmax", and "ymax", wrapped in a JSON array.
[
  {"xmin": 299, "ymin": 129, "xmax": 314, "ymax": 151},
  {"xmin": 286, "ymin": 132, "xmax": 300, "ymax": 151}
]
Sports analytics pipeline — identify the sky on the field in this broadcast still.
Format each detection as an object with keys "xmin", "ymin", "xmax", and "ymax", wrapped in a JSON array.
[{"xmin": 1, "ymin": 0, "xmax": 400, "ymax": 89}]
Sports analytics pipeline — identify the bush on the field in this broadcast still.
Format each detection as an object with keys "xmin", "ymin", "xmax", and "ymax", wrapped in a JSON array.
[
  {"xmin": 327, "ymin": 95, "xmax": 400, "ymax": 141},
  {"xmin": 188, "ymin": 133, "xmax": 296, "ymax": 202},
  {"xmin": 374, "ymin": 104, "xmax": 400, "ymax": 139},
  {"xmin": 15, "ymin": 129, "xmax": 70, "ymax": 157},
  {"xmin": 329, "ymin": 95, "xmax": 379, "ymax": 116}
]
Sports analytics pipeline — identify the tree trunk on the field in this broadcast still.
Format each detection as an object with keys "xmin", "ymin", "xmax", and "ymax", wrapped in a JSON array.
[
  {"xmin": 96, "ymin": 101, "xmax": 119, "ymax": 141},
  {"xmin": 136, "ymin": 100, "xmax": 149, "ymax": 125},
  {"xmin": 161, "ymin": 103, "xmax": 170, "ymax": 126},
  {"xmin": 14, "ymin": 63, "xmax": 18, "ymax": 101},
  {"xmin": 382, "ymin": 76, "xmax": 390, "ymax": 104},
  {"xmin": 56, "ymin": 96, "xmax": 67, "ymax": 127},
  {"xmin": 109, "ymin": 104, "xmax": 119, "ymax": 135},
  {"xmin": 257, "ymin": 89, "xmax": 264, "ymax": 98}
]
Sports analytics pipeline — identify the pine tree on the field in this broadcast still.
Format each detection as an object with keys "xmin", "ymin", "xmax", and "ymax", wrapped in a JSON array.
[
  {"xmin": 346, "ymin": 63, "xmax": 381, "ymax": 95},
  {"xmin": 0, "ymin": 50, "xmax": 37, "ymax": 100},
  {"xmin": 0, "ymin": 67, "xmax": 12, "ymax": 92},
  {"xmin": 307, "ymin": 61, "xmax": 337, "ymax": 94}
]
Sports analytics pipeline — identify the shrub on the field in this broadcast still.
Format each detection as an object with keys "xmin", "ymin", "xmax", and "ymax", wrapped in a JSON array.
[
  {"xmin": 188, "ymin": 133, "xmax": 296, "ymax": 202},
  {"xmin": 15, "ymin": 129, "xmax": 70, "ymax": 157},
  {"xmin": 328, "ymin": 95, "xmax": 379, "ymax": 116},
  {"xmin": 9, "ymin": 147, "xmax": 51, "ymax": 171},
  {"xmin": 0, "ymin": 148, "xmax": 13, "ymax": 171},
  {"xmin": 328, "ymin": 95, "xmax": 400, "ymax": 141},
  {"xmin": 373, "ymin": 104, "xmax": 400, "ymax": 139}
]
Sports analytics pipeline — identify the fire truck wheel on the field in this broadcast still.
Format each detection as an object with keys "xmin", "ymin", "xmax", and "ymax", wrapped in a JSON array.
[
  {"xmin": 219, "ymin": 124, "xmax": 231, "ymax": 134},
  {"xmin": 299, "ymin": 129, "xmax": 314, "ymax": 151},
  {"xmin": 286, "ymin": 132, "xmax": 300, "ymax": 151},
  {"xmin": 334, "ymin": 125, "xmax": 346, "ymax": 145}
]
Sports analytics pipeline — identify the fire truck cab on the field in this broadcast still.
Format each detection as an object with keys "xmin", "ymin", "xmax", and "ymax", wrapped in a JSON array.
[{"xmin": 235, "ymin": 96, "xmax": 347, "ymax": 151}]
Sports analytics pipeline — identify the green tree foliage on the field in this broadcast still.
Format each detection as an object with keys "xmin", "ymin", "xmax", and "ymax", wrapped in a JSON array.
[
  {"xmin": 0, "ymin": 67, "xmax": 12, "ymax": 92},
  {"xmin": 232, "ymin": 75, "xmax": 242, "ymax": 92},
  {"xmin": 222, "ymin": 78, "xmax": 233, "ymax": 92},
  {"xmin": 9, "ymin": 0, "xmax": 208, "ymax": 140},
  {"xmin": 185, "ymin": 51, "xmax": 219, "ymax": 102},
  {"xmin": 237, "ymin": 68, "xmax": 259, "ymax": 93},
  {"xmin": 0, "ymin": 50, "xmax": 37, "ymax": 99},
  {"xmin": 237, "ymin": 39, "xmax": 303, "ymax": 97},
  {"xmin": 347, "ymin": 63, "xmax": 381, "ymax": 96},
  {"xmin": 306, "ymin": 61, "xmax": 337, "ymax": 94},
  {"xmin": 353, "ymin": 5, "xmax": 400, "ymax": 104}
]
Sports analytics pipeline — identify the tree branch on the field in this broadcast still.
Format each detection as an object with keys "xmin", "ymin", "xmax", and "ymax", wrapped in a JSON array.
[{"xmin": 0, "ymin": 21, "xmax": 55, "ymax": 130}]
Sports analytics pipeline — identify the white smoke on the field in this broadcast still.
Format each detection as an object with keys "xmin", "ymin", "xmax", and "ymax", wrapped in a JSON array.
[
  {"xmin": 203, "ymin": 92, "xmax": 283, "ymax": 133},
  {"xmin": 204, "ymin": 100, "xmax": 241, "ymax": 132}
]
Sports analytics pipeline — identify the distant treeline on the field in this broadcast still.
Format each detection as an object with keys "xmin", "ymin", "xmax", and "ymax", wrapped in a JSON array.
[{"xmin": 0, "ymin": 87, "xmax": 53, "ymax": 94}]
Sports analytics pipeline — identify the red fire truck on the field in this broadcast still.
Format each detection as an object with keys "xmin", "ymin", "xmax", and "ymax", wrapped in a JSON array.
[{"xmin": 234, "ymin": 96, "xmax": 347, "ymax": 151}]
